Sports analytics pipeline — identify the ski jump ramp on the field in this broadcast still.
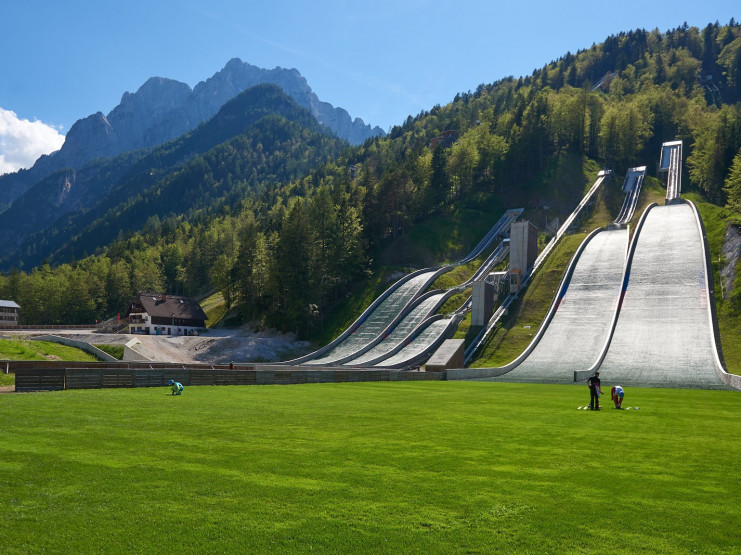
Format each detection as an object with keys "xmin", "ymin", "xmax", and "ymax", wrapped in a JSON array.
[
  {"xmin": 594, "ymin": 202, "xmax": 728, "ymax": 389},
  {"xmin": 453, "ymin": 200, "xmax": 735, "ymax": 390},
  {"xmin": 300, "ymin": 269, "xmax": 442, "ymax": 366},
  {"xmin": 614, "ymin": 167, "xmax": 645, "ymax": 225},
  {"xmin": 479, "ymin": 227, "xmax": 628, "ymax": 384},
  {"xmin": 286, "ymin": 209, "xmax": 522, "ymax": 366}
]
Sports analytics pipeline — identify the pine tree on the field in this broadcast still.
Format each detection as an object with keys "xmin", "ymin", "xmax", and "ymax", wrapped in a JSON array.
[{"xmin": 724, "ymin": 148, "xmax": 741, "ymax": 216}]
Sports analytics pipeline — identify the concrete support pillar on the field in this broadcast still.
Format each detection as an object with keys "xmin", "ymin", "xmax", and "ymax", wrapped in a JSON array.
[
  {"xmin": 471, "ymin": 280, "xmax": 495, "ymax": 327},
  {"xmin": 510, "ymin": 220, "xmax": 538, "ymax": 275}
]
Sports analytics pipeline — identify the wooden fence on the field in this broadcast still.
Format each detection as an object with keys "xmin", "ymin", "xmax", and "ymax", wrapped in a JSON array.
[
  {"xmin": 8, "ymin": 324, "xmax": 102, "ymax": 330},
  {"xmin": 13, "ymin": 364, "xmax": 444, "ymax": 391}
]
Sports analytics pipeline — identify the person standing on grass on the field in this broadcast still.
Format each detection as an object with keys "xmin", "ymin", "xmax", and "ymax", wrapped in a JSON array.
[
  {"xmin": 611, "ymin": 385, "xmax": 624, "ymax": 409},
  {"xmin": 587, "ymin": 371, "xmax": 602, "ymax": 410},
  {"xmin": 169, "ymin": 379, "xmax": 183, "ymax": 395}
]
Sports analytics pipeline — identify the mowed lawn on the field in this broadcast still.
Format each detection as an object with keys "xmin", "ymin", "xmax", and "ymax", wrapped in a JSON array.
[{"xmin": 1, "ymin": 382, "xmax": 739, "ymax": 553}]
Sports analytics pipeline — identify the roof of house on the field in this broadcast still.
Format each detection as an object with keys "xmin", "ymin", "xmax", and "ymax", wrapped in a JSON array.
[
  {"xmin": 129, "ymin": 294, "xmax": 208, "ymax": 322},
  {"xmin": 0, "ymin": 300, "xmax": 20, "ymax": 309}
]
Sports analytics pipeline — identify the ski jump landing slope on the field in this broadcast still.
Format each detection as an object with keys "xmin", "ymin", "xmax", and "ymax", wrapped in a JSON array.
[
  {"xmin": 288, "ymin": 209, "xmax": 522, "ymax": 367},
  {"xmin": 304, "ymin": 269, "xmax": 440, "ymax": 366},
  {"xmin": 481, "ymin": 227, "xmax": 628, "ymax": 383},
  {"xmin": 597, "ymin": 202, "xmax": 728, "ymax": 389}
]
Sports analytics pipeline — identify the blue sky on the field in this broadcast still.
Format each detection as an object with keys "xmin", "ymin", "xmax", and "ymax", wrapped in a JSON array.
[{"xmin": 0, "ymin": 0, "xmax": 737, "ymax": 173}]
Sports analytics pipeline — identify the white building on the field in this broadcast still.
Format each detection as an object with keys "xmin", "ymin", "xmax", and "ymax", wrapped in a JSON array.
[
  {"xmin": 126, "ymin": 293, "xmax": 207, "ymax": 336},
  {"xmin": 0, "ymin": 300, "xmax": 20, "ymax": 328}
]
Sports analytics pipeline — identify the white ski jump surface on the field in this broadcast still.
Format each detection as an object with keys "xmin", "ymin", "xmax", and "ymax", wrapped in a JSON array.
[
  {"xmin": 458, "ymin": 199, "xmax": 735, "ymax": 390},
  {"xmin": 345, "ymin": 292, "xmax": 448, "ymax": 366},
  {"xmin": 305, "ymin": 270, "xmax": 437, "ymax": 365},
  {"xmin": 598, "ymin": 203, "xmax": 727, "ymax": 389},
  {"xmin": 376, "ymin": 317, "xmax": 454, "ymax": 367},
  {"xmin": 491, "ymin": 228, "xmax": 628, "ymax": 383}
]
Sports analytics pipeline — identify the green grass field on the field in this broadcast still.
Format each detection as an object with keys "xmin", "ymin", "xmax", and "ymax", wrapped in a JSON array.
[{"xmin": 1, "ymin": 382, "xmax": 739, "ymax": 553}]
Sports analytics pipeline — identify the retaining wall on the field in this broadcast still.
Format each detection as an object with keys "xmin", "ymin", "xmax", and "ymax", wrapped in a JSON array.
[{"xmin": 14, "ymin": 366, "xmax": 444, "ymax": 391}]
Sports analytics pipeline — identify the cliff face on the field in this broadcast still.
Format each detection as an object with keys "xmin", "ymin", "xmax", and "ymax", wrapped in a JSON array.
[
  {"xmin": 107, "ymin": 77, "xmax": 195, "ymax": 154},
  {"xmin": 0, "ymin": 59, "xmax": 384, "ymax": 209},
  {"xmin": 55, "ymin": 60, "xmax": 385, "ymax": 170},
  {"xmin": 193, "ymin": 58, "xmax": 384, "ymax": 144}
]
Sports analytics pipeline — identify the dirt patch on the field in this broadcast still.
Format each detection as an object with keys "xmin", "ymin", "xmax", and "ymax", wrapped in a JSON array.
[
  {"xmin": 192, "ymin": 327, "xmax": 312, "ymax": 364},
  {"xmin": 721, "ymin": 223, "xmax": 741, "ymax": 300}
]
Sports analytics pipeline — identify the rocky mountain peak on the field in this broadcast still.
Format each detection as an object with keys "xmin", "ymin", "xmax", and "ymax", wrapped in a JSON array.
[
  {"xmin": 118, "ymin": 77, "xmax": 192, "ymax": 110},
  {"xmin": 0, "ymin": 59, "xmax": 385, "ymax": 208},
  {"xmin": 55, "ymin": 112, "xmax": 115, "ymax": 168}
]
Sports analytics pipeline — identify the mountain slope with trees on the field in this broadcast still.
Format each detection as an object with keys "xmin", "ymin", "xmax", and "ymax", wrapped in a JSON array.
[
  {"xmin": 1, "ymin": 21, "xmax": 740, "ymax": 345},
  {"xmin": 0, "ymin": 84, "xmax": 346, "ymax": 270}
]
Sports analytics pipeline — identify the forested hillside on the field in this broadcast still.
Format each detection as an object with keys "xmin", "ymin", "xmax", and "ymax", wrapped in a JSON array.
[
  {"xmin": 2, "ymin": 21, "xmax": 740, "ymax": 338},
  {"xmin": 0, "ymin": 84, "xmax": 346, "ymax": 270}
]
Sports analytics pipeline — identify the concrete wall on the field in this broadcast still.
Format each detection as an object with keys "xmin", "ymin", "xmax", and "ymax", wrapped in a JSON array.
[
  {"xmin": 123, "ymin": 339, "xmax": 151, "ymax": 362},
  {"xmin": 425, "ymin": 339, "xmax": 465, "ymax": 371},
  {"xmin": 15, "ymin": 366, "xmax": 446, "ymax": 391}
]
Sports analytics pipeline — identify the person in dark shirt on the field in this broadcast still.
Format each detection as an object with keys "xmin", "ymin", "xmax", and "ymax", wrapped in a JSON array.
[{"xmin": 587, "ymin": 372, "xmax": 602, "ymax": 410}]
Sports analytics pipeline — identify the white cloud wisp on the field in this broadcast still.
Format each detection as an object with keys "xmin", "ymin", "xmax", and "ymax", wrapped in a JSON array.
[{"xmin": 0, "ymin": 108, "xmax": 65, "ymax": 175}]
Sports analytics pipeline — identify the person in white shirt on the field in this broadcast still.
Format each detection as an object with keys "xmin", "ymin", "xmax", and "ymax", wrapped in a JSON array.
[{"xmin": 611, "ymin": 385, "xmax": 624, "ymax": 409}]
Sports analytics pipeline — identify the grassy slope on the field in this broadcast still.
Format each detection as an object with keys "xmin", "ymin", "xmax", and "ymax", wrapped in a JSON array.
[
  {"xmin": 403, "ymin": 193, "xmax": 506, "ymax": 265},
  {"xmin": 201, "ymin": 292, "xmax": 228, "ymax": 328},
  {"xmin": 0, "ymin": 382, "xmax": 738, "ymax": 553},
  {"xmin": 0, "ymin": 339, "xmax": 100, "ymax": 362},
  {"xmin": 93, "ymin": 344, "xmax": 124, "ymax": 360}
]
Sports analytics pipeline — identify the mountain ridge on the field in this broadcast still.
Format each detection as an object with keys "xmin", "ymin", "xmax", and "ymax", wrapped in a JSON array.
[
  {"xmin": 0, "ymin": 58, "xmax": 384, "ymax": 209},
  {"xmin": 0, "ymin": 84, "xmax": 346, "ymax": 270}
]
